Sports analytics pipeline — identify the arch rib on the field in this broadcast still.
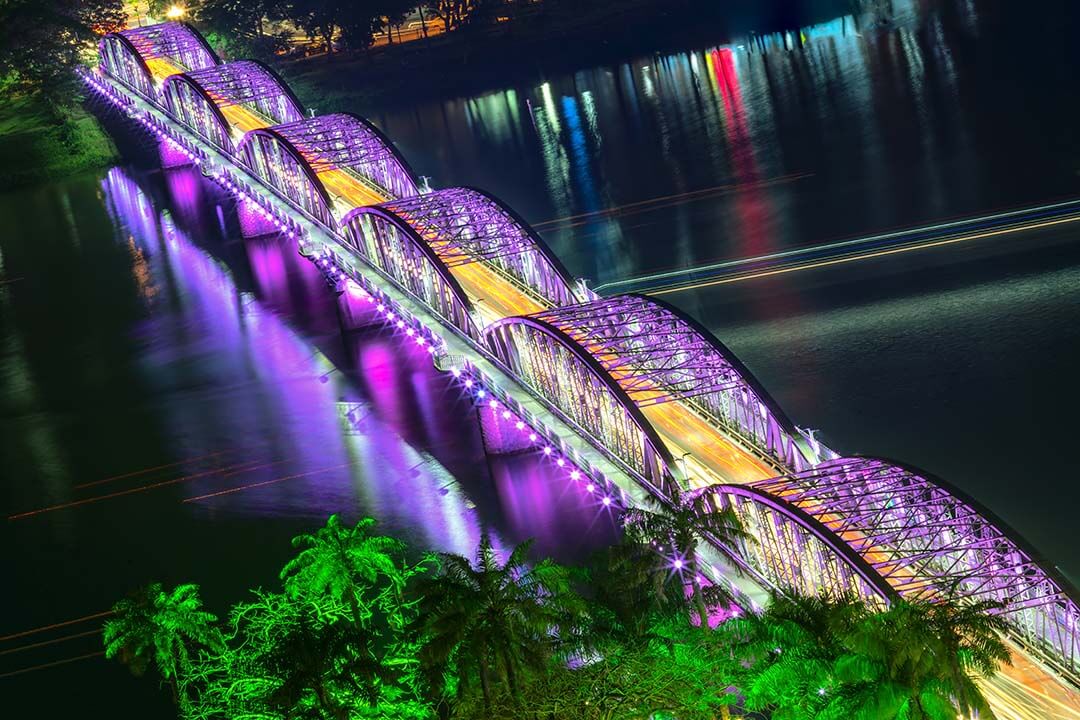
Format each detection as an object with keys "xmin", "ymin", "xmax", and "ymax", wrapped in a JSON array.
[
  {"xmin": 375, "ymin": 187, "xmax": 579, "ymax": 309},
  {"xmin": 483, "ymin": 315, "xmax": 678, "ymax": 494},
  {"xmin": 527, "ymin": 293, "xmax": 812, "ymax": 472},
  {"xmin": 749, "ymin": 456, "xmax": 1080, "ymax": 685},
  {"xmin": 169, "ymin": 60, "xmax": 305, "ymax": 129},
  {"xmin": 267, "ymin": 113, "xmax": 419, "ymax": 201},
  {"xmin": 238, "ymin": 127, "xmax": 336, "ymax": 227},
  {"xmin": 341, "ymin": 205, "xmax": 482, "ymax": 342}
]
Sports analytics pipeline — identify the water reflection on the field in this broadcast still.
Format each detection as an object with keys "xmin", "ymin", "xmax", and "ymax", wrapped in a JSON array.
[
  {"xmin": 100, "ymin": 165, "xmax": 618, "ymax": 561},
  {"xmin": 372, "ymin": 1, "xmax": 1078, "ymax": 289}
]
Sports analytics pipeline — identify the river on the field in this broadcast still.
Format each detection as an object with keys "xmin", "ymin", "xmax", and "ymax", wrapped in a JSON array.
[{"xmin": 2, "ymin": 0, "xmax": 1078, "ymax": 716}]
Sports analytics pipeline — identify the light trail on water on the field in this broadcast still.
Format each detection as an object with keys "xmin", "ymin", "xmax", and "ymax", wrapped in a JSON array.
[{"xmin": 592, "ymin": 199, "xmax": 1080, "ymax": 296}]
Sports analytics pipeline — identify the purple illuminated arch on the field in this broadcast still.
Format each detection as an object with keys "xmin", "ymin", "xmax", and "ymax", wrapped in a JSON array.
[
  {"xmin": 163, "ymin": 60, "xmax": 305, "ymax": 152},
  {"xmin": 264, "ymin": 113, "xmax": 420, "ymax": 201},
  {"xmin": 724, "ymin": 457, "xmax": 1080, "ymax": 684},
  {"xmin": 484, "ymin": 314, "xmax": 679, "ymax": 495},
  {"xmin": 98, "ymin": 22, "xmax": 219, "ymax": 97},
  {"xmin": 370, "ymin": 188, "xmax": 579, "ymax": 308},
  {"xmin": 340, "ymin": 204, "xmax": 482, "ymax": 342},
  {"xmin": 519, "ymin": 294, "xmax": 812, "ymax": 472}
]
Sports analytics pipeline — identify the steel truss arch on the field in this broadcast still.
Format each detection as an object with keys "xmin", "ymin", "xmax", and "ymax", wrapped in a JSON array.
[
  {"xmin": 374, "ymin": 188, "xmax": 579, "ymax": 309},
  {"xmin": 238, "ymin": 127, "xmax": 337, "ymax": 227},
  {"xmin": 525, "ymin": 293, "xmax": 812, "ymax": 472},
  {"xmin": 98, "ymin": 22, "xmax": 219, "ymax": 97},
  {"xmin": 267, "ymin": 113, "xmax": 419, "ymax": 202},
  {"xmin": 340, "ymin": 206, "xmax": 482, "ymax": 342},
  {"xmin": 484, "ymin": 315, "xmax": 678, "ymax": 494},
  {"xmin": 734, "ymin": 457, "xmax": 1080, "ymax": 685},
  {"xmin": 164, "ymin": 61, "xmax": 305, "ymax": 147}
]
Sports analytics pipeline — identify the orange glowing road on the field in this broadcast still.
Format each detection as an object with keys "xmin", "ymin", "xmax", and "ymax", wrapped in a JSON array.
[
  {"xmin": 642, "ymin": 403, "xmax": 776, "ymax": 486},
  {"xmin": 144, "ymin": 57, "xmax": 184, "ymax": 83}
]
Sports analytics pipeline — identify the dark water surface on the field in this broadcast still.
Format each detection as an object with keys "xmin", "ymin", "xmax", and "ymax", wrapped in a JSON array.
[
  {"xmin": 3, "ymin": 0, "xmax": 1079, "ymax": 715},
  {"xmin": 364, "ymin": 0, "xmax": 1080, "ymax": 576}
]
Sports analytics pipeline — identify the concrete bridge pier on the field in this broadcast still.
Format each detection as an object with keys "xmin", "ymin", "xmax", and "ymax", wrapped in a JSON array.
[
  {"xmin": 158, "ymin": 138, "xmax": 195, "ymax": 169},
  {"xmin": 334, "ymin": 280, "xmax": 384, "ymax": 334}
]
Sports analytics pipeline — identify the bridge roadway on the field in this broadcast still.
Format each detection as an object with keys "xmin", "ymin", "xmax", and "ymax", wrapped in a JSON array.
[{"xmin": 91, "ymin": 66, "xmax": 1080, "ymax": 720}]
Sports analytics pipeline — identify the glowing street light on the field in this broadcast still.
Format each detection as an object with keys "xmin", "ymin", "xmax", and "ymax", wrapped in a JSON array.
[{"xmin": 165, "ymin": 5, "xmax": 186, "ymax": 20}]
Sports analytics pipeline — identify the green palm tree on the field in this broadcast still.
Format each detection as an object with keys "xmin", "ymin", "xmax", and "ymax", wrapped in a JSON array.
[
  {"xmin": 103, "ymin": 582, "xmax": 224, "ymax": 704},
  {"xmin": 834, "ymin": 597, "xmax": 1011, "ymax": 720},
  {"xmin": 621, "ymin": 483, "xmax": 750, "ymax": 630},
  {"xmin": 279, "ymin": 514, "xmax": 406, "ymax": 629},
  {"xmin": 717, "ymin": 590, "xmax": 869, "ymax": 719},
  {"xmin": 411, "ymin": 534, "xmax": 585, "ymax": 711},
  {"xmin": 586, "ymin": 538, "xmax": 690, "ymax": 644}
]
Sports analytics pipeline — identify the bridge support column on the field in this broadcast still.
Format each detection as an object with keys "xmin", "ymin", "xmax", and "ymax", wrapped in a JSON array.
[
  {"xmin": 335, "ymin": 280, "xmax": 384, "ymax": 333},
  {"xmin": 475, "ymin": 403, "xmax": 536, "ymax": 456},
  {"xmin": 237, "ymin": 197, "xmax": 283, "ymax": 238},
  {"xmin": 158, "ymin": 138, "xmax": 194, "ymax": 169}
]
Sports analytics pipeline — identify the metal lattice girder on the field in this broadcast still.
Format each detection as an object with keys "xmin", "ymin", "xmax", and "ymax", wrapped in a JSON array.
[
  {"xmin": 526, "ymin": 293, "xmax": 811, "ymax": 471},
  {"xmin": 749, "ymin": 457, "xmax": 1080, "ymax": 684},
  {"xmin": 270, "ymin": 113, "xmax": 418, "ymax": 200},
  {"xmin": 374, "ymin": 188, "xmax": 580, "ymax": 308},
  {"xmin": 176, "ymin": 61, "xmax": 304, "ymax": 126},
  {"xmin": 117, "ymin": 22, "xmax": 219, "ymax": 73}
]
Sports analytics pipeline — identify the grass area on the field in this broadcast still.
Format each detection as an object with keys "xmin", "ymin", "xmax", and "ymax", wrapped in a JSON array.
[{"xmin": 0, "ymin": 94, "xmax": 118, "ymax": 191}]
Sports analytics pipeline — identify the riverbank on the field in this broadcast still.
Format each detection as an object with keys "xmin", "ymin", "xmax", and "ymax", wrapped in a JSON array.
[
  {"xmin": 278, "ymin": 0, "xmax": 850, "ymax": 112},
  {"xmin": 0, "ymin": 95, "xmax": 119, "ymax": 192}
]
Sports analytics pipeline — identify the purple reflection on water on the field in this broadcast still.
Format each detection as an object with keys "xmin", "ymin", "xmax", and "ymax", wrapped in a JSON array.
[{"xmin": 103, "ymin": 165, "xmax": 621, "ymax": 565}]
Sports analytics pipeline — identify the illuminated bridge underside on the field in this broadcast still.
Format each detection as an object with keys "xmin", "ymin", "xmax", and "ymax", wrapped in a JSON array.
[
  {"xmin": 163, "ymin": 60, "xmax": 304, "ymax": 153},
  {"xmin": 99, "ymin": 22, "xmax": 219, "ymax": 96},
  {"xmin": 523, "ymin": 294, "xmax": 811, "ymax": 475},
  {"xmin": 718, "ymin": 457, "xmax": 1080, "ymax": 685}
]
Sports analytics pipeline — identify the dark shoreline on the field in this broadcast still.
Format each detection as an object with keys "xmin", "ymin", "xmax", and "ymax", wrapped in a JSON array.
[{"xmin": 278, "ymin": 0, "xmax": 855, "ymax": 113}]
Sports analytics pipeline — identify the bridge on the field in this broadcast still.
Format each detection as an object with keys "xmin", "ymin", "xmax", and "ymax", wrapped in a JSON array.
[{"xmin": 85, "ymin": 21, "xmax": 1080, "ymax": 717}]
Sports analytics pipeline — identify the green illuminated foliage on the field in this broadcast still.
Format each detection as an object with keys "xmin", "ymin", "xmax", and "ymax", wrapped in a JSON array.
[
  {"xmin": 717, "ymin": 592, "xmax": 1010, "ymax": 720},
  {"xmin": 410, "ymin": 534, "xmax": 587, "ymax": 713},
  {"xmin": 831, "ymin": 598, "xmax": 1010, "ymax": 720},
  {"xmin": 622, "ymin": 483, "xmax": 750, "ymax": 629},
  {"xmin": 103, "ymin": 583, "xmax": 224, "ymax": 704},
  {"xmin": 102, "ymin": 516, "xmax": 1011, "ymax": 720},
  {"xmin": 280, "ymin": 514, "xmax": 406, "ymax": 629}
]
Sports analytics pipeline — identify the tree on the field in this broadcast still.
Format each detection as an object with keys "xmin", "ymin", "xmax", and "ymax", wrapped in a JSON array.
[
  {"xmin": 411, "ymin": 534, "xmax": 586, "ymax": 712},
  {"xmin": 585, "ymin": 539, "xmax": 690, "ymax": 645},
  {"xmin": 423, "ymin": 0, "xmax": 478, "ymax": 33},
  {"xmin": 834, "ymin": 597, "xmax": 1011, "ymax": 720},
  {"xmin": 0, "ymin": 0, "xmax": 124, "ymax": 105},
  {"xmin": 283, "ymin": 0, "xmax": 347, "ymax": 56},
  {"xmin": 621, "ymin": 483, "xmax": 750, "ymax": 630},
  {"xmin": 717, "ymin": 591, "xmax": 869, "ymax": 719},
  {"xmin": 184, "ymin": 590, "xmax": 432, "ymax": 720},
  {"xmin": 279, "ymin": 514, "xmax": 406, "ymax": 629},
  {"xmin": 103, "ymin": 583, "xmax": 224, "ymax": 705}
]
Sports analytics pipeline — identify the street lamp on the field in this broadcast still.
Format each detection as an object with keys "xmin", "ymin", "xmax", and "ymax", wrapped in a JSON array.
[{"xmin": 165, "ymin": 5, "xmax": 186, "ymax": 20}]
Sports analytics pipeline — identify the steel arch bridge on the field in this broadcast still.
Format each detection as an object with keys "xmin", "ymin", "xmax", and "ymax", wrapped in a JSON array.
[
  {"xmin": 715, "ymin": 457, "xmax": 1080, "ymax": 684},
  {"xmin": 99, "ymin": 22, "xmax": 219, "ymax": 97},
  {"xmin": 162, "ymin": 60, "xmax": 305, "ymax": 153},
  {"xmin": 485, "ymin": 293, "xmax": 812, "ymax": 484},
  {"xmin": 345, "ymin": 188, "xmax": 580, "ymax": 312},
  {"xmin": 239, "ymin": 113, "xmax": 419, "ymax": 226},
  {"xmin": 86, "ymin": 22, "xmax": 1080, "ymax": 700}
]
